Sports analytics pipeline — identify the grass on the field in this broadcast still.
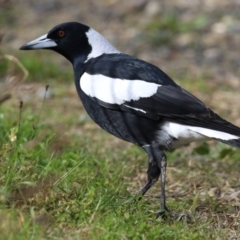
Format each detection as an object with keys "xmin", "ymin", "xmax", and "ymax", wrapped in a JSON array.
[
  {"xmin": 0, "ymin": 51, "xmax": 240, "ymax": 239},
  {"xmin": 17, "ymin": 52, "xmax": 73, "ymax": 83}
]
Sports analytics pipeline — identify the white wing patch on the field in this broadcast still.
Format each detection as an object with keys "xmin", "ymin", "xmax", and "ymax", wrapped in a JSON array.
[
  {"xmin": 85, "ymin": 28, "xmax": 120, "ymax": 62},
  {"xmin": 80, "ymin": 73, "xmax": 160, "ymax": 104}
]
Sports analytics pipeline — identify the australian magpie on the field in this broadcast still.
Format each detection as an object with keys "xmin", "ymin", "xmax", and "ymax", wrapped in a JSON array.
[{"xmin": 20, "ymin": 22, "xmax": 240, "ymax": 219}]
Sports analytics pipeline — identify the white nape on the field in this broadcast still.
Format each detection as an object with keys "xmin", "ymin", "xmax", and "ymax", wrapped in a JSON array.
[
  {"xmin": 80, "ymin": 73, "xmax": 160, "ymax": 105},
  {"xmin": 85, "ymin": 28, "xmax": 120, "ymax": 61}
]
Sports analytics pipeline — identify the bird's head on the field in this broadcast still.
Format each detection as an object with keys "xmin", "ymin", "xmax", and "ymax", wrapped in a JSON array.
[{"xmin": 20, "ymin": 22, "xmax": 119, "ymax": 65}]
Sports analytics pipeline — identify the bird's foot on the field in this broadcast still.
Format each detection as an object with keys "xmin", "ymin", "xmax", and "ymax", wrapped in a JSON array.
[{"xmin": 156, "ymin": 208, "xmax": 192, "ymax": 222}]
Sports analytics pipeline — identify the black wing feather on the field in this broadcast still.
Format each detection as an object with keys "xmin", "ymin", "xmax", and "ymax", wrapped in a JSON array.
[
  {"xmin": 126, "ymin": 85, "xmax": 207, "ymax": 115},
  {"xmin": 86, "ymin": 53, "xmax": 178, "ymax": 86}
]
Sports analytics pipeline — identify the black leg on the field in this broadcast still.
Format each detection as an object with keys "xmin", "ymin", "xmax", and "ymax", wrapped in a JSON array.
[
  {"xmin": 141, "ymin": 145, "xmax": 191, "ymax": 221},
  {"xmin": 141, "ymin": 145, "xmax": 169, "ymax": 213},
  {"xmin": 138, "ymin": 159, "xmax": 160, "ymax": 196},
  {"xmin": 156, "ymin": 153, "xmax": 168, "ymax": 211},
  {"xmin": 155, "ymin": 149, "xmax": 192, "ymax": 221},
  {"xmin": 138, "ymin": 145, "xmax": 161, "ymax": 196}
]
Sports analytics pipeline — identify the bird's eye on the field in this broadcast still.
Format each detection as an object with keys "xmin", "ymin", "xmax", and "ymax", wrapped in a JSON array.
[{"xmin": 57, "ymin": 30, "xmax": 66, "ymax": 38}]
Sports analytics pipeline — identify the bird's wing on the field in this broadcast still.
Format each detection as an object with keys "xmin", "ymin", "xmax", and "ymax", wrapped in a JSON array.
[
  {"xmin": 82, "ymin": 53, "xmax": 207, "ymax": 117},
  {"xmin": 81, "ymin": 54, "xmax": 240, "ymax": 135}
]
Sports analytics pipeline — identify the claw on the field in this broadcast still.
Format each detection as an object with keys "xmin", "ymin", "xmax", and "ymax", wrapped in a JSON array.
[{"xmin": 156, "ymin": 209, "xmax": 192, "ymax": 223}]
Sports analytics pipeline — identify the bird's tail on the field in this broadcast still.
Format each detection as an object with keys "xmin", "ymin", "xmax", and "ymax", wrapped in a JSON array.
[
  {"xmin": 186, "ymin": 125, "xmax": 240, "ymax": 149},
  {"xmin": 189, "ymin": 123, "xmax": 240, "ymax": 149},
  {"xmin": 165, "ymin": 112, "xmax": 240, "ymax": 149},
  {"xmin": 216, "ymin": 138, "xmax": 240, "ymax": 149}
]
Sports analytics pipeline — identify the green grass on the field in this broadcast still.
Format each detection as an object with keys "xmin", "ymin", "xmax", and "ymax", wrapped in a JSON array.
[
  {"xmin": 1, "ymin": 113, "xmax": 240, "ymax": 239},
  {"xmin": 0, "ymin": 52, "xmax": 240, "ymax": 239},
  {"xmin": 17, "ymin": 52, "xmax": 73, "ymax": 83}
]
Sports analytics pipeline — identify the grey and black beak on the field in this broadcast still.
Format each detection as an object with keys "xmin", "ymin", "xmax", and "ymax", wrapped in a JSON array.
[{"xmin": 20, "ymin": 34, "xmax": 57, "ymax": 50}]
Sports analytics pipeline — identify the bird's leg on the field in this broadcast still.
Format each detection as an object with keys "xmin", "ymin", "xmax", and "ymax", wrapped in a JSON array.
[
  {"xmin": 138, "ymin": 158, "xmax": 160, "ymax": 197},
  {"xmin": 140, "ymin": 145, "xmax": 191, "ymax": 221},
  {"xmin": 137, "ymin": 145, "xmax": 161, "ymax": 199},
  {"xmin": 156, "ymin": 152, "xmax": 192, "ymax": 222},
  {"xmin": 140, "ymin": 146, "xmax": 172, "ymax": 216},
  {"xmin": 158, "ymin": 153, "xmax": 168, "ymax": 211}
]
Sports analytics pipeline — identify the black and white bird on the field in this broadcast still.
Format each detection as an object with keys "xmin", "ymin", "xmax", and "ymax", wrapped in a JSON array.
[{"xmin": 20, "ymin": 22, "xmax": 240, "ymax": 218}]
